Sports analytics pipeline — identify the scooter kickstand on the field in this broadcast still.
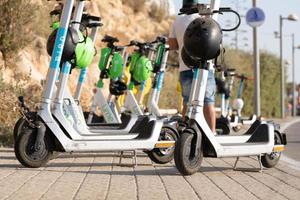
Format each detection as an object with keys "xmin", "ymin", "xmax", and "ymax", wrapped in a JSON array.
[
  {"xmin": 258, "ymin": 154, "xmax": 263, "ymax": 173},
  {"xmin": 132, "ymin": 150, "xmax": 137, "ymax": 168},
  {"xmin": 118, "ymin": 151, "xmax": 124, "ymax": 166},
  {"xmin": 118, "ymin": 150, "xmax": 137, "ymax": 167},
  {"xmin": 233, "ymin": 157, "xmax": 240, "ymax": 170}
]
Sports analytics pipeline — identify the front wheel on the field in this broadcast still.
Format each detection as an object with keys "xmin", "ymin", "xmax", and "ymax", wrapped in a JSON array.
[
  {"xmin": 14, "ymin": 128, "xmax": 53, "ymax": 168},
  {"xmin": 174, "ymin": 131, "xmax": 203, "ymax": 175},
  {"xmin": 13, "ymin": 117, "xmax": 26, "ymax": 142},
  {"xmin": 147, "ymin": 127, "xmax": 178, "ymax": 164},
  {"xmin": 261, "ymin": 131, "xmax": 283, "ymax": 168}
]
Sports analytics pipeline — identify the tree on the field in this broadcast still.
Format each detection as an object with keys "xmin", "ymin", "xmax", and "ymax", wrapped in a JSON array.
[{"xmin": 0, "ymin": 0, "xmax": 38, "ymax": 68}]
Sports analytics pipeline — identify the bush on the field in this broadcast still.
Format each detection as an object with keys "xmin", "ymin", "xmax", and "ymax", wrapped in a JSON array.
[
  {"xmin": 222, "ymin": 49, "xmax": 283, "ymax": 117},
  {"xmin": 0, "ymin": 0, "xmax": 39, "ymax": 68},
  {"xmin": 0, "ymin": 73, "xmax": 42, "ymax": 147}
]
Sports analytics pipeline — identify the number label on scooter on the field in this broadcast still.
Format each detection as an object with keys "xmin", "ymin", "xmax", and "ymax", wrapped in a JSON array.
[{"xmin": 101, "ymin": 104, "xmax": 116, "ymax": 123}]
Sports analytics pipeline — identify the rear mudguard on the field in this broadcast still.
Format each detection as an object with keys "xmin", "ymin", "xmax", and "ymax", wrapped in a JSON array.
[{"xmin": 162, "ymin": 121, "xmax": 179, "ymax": 139}]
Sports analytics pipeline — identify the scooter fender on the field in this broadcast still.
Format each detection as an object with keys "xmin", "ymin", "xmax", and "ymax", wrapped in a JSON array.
[
  {"xmin": 185, "ymin": 119, "xmax": 203, "ymax": 157},
  {"xmin": 188, "ymin": 119, "xmax": 217, "ymax": 157},
  {"xmin": 162, "ymin": 120, "xmax": 179, "ymax": 139}
]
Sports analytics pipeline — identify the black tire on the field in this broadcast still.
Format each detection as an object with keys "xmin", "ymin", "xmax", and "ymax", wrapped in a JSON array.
[
  {"xmin": 13, "ymin": 117, "xmax": 26, "ymax": 142},
  {"xmin": 174, "ymin": 131, "xmax": 203, "ymax": 175},
  {"xmin": 14, "ymin": 128, "xmax": 53, "ymax": 168},
  {"xmin": 147, "ymin": 127, "xmax": 178, "ymax": 164},
  {"xmin": 261, "ymin": 131, "xmax": 283, "ymax": 168},
  {"xmin": 216, "ymin": 121, "xmax": 230, "ymax": 135}
]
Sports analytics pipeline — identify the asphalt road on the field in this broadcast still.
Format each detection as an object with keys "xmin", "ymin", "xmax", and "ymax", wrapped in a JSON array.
[{"xmin": 283, "ymin": 121, "xmax": 300, "ymax": 162}]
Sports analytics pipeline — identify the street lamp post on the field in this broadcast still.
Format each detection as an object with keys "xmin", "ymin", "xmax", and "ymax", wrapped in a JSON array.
[{"xmin": 279, "ymin": 14, "xmax": 298, "ymax": 118}]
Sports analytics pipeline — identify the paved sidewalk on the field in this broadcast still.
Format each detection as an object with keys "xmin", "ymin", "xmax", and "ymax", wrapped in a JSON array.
[{"xmin": 0, "ymin": 118, "xmax": 300, "ymax": 200}]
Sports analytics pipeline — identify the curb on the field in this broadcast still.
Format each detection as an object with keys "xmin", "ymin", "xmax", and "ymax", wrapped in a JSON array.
[
  {"xmin": 277, "ymin": 117, "xmax": 300, "ymax": 170},
  {"xmin": 280, "ymin": 117, "xmax": 300, "ymax": 132}
]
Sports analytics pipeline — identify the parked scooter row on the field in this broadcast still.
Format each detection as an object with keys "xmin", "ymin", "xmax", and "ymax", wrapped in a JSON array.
[
  {"xmin": 215, "ymin": 67, "xmax": 257, "ymax": 135},
  {"xmin": 13, "ymin": 0, "xmax": 286, "ymax": 176}
]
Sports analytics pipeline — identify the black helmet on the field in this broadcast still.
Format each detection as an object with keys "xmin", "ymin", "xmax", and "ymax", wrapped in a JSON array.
[
  {"xmin": 184, "ymin": 17, "xmax": 222, "ymax": 61},
  {"xmin": 47, "ymin": 27, "xmax": 80, "ymax": 63},
  {"xmin": 181, "ymin": 47, "xmax": 201, "ymax": 68},
  {"xmin": 109, "ymin": 80, "xmax": 127, "ymax": 96},
  {"xmin": 182, "ymin": 0, "xmax": 200, "ymax": 8}
]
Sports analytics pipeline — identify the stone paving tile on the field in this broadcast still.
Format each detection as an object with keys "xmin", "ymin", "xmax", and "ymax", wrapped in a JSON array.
[
  {"xmin": 105, "ymin": 154, "xmax": 137, "ymax": 200},
  {"xmin": 275, "ymin": 162, "xmax": 300, "ymax": 178},
  {"xmin": 1, "ymin": 148, "xmax": 300, "ymax": 200},
  {"xmin": 133, "ymin": 156, "xmax": 169, "ymax": 200},
  {"xmin": 216, "ymin": 158, "xmax": 288, "ymax": 200},
  {"xmin": 40, "ymin": 157, "xmax": 93, "ymax": 200},
  {"xmin": 6, "ymin": 157, "xmax": 75, "ymax": 200},
  {"xmin": 201, "ymin": 159, "xmax": 258, "ymax": 200},
  {"xmin": 154, "ymin": 165, "xmax": 200, "ymax": 200},
  {"xmin": 73, "ymin": 154, "xmax": 113, "ymax": 200},
  {"xmin": 237, "ymin": 157, "xmax": 300, "ymax": 200},
  {"xmin": 185, "ymin": 168, "xmax": 231, "ymax": 200},
  {"xmin": 0, "ymin": 167, "xmax": 43, "ymax": 199}
]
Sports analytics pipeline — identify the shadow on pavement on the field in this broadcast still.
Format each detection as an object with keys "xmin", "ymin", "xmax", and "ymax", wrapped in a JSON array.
[
  {"xmin": 0, "ymin": 149, "xmax": 14, "ymax": 153},
  {"xmin": 56, "ymin": 153, "xmax": 148, "ymax": 159}
]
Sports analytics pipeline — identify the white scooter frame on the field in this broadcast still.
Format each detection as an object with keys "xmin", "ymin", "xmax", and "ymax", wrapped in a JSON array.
[
  {"xmin": 174, "ymin": 0, "xmax": 286, "ymax": 175},
  {"xmin": 35, "ymin": 0, "xmax": 170, "ymax": 150}
]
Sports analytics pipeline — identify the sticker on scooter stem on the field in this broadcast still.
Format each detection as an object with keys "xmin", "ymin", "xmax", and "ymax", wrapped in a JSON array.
[
  {"xmin": 50, "ymin": 28, "xmax": 67, "ymax": 69},
  {"xmin": 101, "ymin": 104, "xmax": 116, "ymax": 123}
]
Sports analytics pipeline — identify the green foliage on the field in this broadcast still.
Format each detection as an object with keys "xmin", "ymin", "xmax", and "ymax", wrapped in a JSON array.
[
  {"xmin": 222, "ymin": 49, "xmax": 282, "ymax": 117},
  {"xmin": 0, "ymin": 0, "xmax": 39, "ymax": 68},
  {"xmin": 0, "ymin": 73, "xmax": 42, "ymax": 147},
  {"xmin": 260, "ymin": 51, "xmax": 281, "ymax": 117}
]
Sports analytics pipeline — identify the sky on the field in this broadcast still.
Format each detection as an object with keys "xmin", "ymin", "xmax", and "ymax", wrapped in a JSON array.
[{"xmin": 171, "ymin": 0, "xmax": 300, "ymax": 84}]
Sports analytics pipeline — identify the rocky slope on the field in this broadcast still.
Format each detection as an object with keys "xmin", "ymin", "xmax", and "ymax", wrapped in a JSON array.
[
  {"xmin": 0, "ymin": 0, "xmax": 175, "ymax": 108},
  {"xmin": 0, "ymin": 0, "xmax": 179, "ymax": 146}
]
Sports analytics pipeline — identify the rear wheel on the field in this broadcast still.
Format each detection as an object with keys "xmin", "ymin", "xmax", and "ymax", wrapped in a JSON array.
[
  {"xmin": 147, "ymin": 127, "xmax": 177, "ymax": 164},
  {"xmin": 261, "ymin": 131, "xmax": 283, "ymax": 168},
  {"xmin": 174, "ymin": 131, "xmax": 203, "ymax": 175},
  {"xmin": 14, "ymin": 127, "xmax": 53, "ymax": 168}
]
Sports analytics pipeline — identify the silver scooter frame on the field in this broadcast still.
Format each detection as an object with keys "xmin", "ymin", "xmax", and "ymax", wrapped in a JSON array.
[
  {"xmin": 181, "ymin": 0, "xmax": 281, "ymax": 158},
  {"xmin": 38, "ymin": 0, "xmax": 169, "ymax": 152}
]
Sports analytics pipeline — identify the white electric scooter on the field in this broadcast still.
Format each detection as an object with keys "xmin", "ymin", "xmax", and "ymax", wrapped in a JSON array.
[
  {"xmin": 174, "ymin": 1, "xmax": 286, "ymax": 175},
  {"xmin": 14, "ymin": 0, "xmax": 176, "ymax": 168}
]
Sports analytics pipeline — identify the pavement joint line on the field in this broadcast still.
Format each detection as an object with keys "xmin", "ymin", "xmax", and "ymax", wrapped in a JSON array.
[
  {"xmin": 0, "ymin": 168, "xmax": 19, "ymax": 182},
  {"xmin": 221, "ymin": 158, "xmax": 288, "ymax": 200},
  {"xmin": 263, "ymin": 166, "xmax": 300, "ymax": 191},
  {"xmin": 242, "ymin": 155, "xmax": 300, "ymax": 184},
  {"xmin": 240, "ymin": 158, "xmax": 300, "ymax": 197},
  {"xmin": 197, "ymin": 163, "xmax": 232, "ymax": 200},
  {"xmin": 281, "ymin": 153, "xmax": 300, "ymax": 171},
  {"xmin": 104, "ymin": 154, "xmax": 115, "ymax": 200},
  {"xmin": 206, "ymin": 159, "xmax": 261, "ymax": 200},
  {"xmin": 152, "ymin": 163, "xmax": 172, "ymax": 200},
  {"xmin": 72, "ymin": 156, "xmax": 95, "ymax": 200},
  {"xmin": 132, "ymin": 162, "xmax": 139, "ymax": 200},
  {"xmin": 181, "ymin": 174, "xmax": 202, "ymax": 200},
  {"xmin": 159, "ymin": 161, "xmax": 202, "ymax": 200},
  {"xmin": 4, "ymin": 167, "xmax": 44, "ymax": 200},
  {"xmin": 38, "ymin": 157, "xmax": 76, "ymax": 200},
  {"xmin": 244, "ymin": 171, "xmax": 293, "ymax": 200},
  {"xmin": 200, "ymin": 161, "xmax": 233, "ymax": 200},
  {"xmin": 274, "ymin": 164, "xmax": 300, "ymax": 179}
]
